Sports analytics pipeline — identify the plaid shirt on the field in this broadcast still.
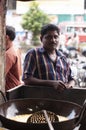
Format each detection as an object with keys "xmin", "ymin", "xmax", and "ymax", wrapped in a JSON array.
[{"xmin": 22, "ymin": 47, "xmax": 73, "ymax": 83}]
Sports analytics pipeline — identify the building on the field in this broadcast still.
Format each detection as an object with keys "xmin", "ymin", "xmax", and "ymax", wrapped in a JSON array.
[{"xmin": 6, "ymin": 0, "xmax": 86, "ymax": 31}]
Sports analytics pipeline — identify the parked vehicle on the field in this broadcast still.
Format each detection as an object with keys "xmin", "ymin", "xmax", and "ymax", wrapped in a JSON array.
[
  {"xmin": 59, "ymin": 21, "xmax": 86, "ymax": 43},
  {"xmin": 60, "ymin": 46, "xmax": 86, "ymax": 88}
]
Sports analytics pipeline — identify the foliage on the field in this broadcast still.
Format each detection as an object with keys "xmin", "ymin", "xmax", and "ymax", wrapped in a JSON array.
[{"xmin": 21, "ymin": 1, "xmax": 50, "ymax": 45}]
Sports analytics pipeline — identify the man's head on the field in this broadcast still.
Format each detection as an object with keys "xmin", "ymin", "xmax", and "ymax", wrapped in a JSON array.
[
  {"xmin": 41, "ymin": 24, "xmax": 60, "ymax": 38},
  {"xmin": 6, "ymin": 26, "xmax": 16, "ymax": 50},
  {"xmin": 40, "ymin": 24, "xmax": 60, "ymax": 51},
  {"xmin": 6, "ymin": 25, "xmax": 16, "ymax": 41}
]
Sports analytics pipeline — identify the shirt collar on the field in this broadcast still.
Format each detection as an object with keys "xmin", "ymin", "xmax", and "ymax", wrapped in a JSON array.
[{"xmin": 39, "ymin": 47, "xmax": 64, "ymax": 57}]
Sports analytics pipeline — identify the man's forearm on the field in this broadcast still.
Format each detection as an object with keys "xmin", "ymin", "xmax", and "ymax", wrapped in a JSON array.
[{"xmin": 24, "ymin": 77, "xmax": 53, "ymax": 86}]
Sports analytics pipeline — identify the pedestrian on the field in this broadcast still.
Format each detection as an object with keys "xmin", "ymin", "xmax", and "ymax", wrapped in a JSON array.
[
  {"xmin": 22, "ymin": 24, "xmax": 75, "ymax": 91},
  {"xmin": 5, "ymin": 25, "xmax": 22, "ymax": 91},
  {"xmin": 72, "ymin": 32, "xmax": 79, "ymax": 51}
]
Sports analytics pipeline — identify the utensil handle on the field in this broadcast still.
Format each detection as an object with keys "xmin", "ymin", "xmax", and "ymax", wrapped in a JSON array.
[
  {"xmin": 76, "ymin": 99, "xmax": 86, "ymax": 126},
  {"xmin": 0, "ymin": 90, "xmax": 7, "ymax": 102},
  {"xmin": 43, "ymin": 110, "xmax": 54, "ymax": 130}
]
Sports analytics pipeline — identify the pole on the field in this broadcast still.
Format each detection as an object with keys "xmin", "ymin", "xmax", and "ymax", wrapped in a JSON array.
[{"xmin": 0, "ymin": 0, "xmax": 7, "ymax": 104}]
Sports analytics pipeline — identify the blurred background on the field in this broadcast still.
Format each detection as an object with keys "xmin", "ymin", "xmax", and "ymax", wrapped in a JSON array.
[
  {"xmin": 6, "ymin": 0, "xmax": 86, "ymax": 49},
  {"xmin": 5, "ymin": 0, "xmax": 86, "ymax": 88}
]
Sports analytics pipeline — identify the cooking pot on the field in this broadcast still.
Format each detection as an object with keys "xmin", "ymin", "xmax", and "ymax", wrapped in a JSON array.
[{"xmin": 0, "ymin": 98, "xmax": 86, "ymax": 130}]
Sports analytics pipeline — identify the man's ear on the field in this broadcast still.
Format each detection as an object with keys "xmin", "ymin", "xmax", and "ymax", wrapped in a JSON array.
[
  {"xmin": 6, "ymin": 35, "xmax": 9, "ymax": 40},
  {"xmin": 40, "ymin": 36, "xmax": 42, "ymax": 42}
]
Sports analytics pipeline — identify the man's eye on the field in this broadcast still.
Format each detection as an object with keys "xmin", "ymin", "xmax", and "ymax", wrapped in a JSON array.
[
  {"xmin": 45, "ymin": 36, "xmax": 51, "ymax": 40},
  {"xmin": 54, "ymin": 35, "xmax": 59, "ymax": 39},
  {"xmin": 45, "ymin": 35, "xmax": 59, "ymax": 40}
]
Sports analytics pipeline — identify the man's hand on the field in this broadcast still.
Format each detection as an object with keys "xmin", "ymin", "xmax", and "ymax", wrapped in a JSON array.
[
  {"xmin": 65, "ymin": 80, "xmax": 75, "ymax": 89},
  {"xmin": 52, "ymin": 80, "xmax": 67, "ymax": 91}
]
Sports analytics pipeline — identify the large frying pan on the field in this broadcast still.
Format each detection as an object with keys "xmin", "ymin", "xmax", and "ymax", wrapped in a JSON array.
[{"xmin": 0, "ymin": 98, "xmax": 86, "ymax": 130}]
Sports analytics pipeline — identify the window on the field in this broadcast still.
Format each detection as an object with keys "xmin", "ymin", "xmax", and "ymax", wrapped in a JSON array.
[{"xmin": 7, "ymin": 0, "xmax": 16, "ymax": 10}]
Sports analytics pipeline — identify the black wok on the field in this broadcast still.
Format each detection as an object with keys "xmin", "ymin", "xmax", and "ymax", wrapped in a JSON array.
[{"xmin": 0, "ymin": 98, "xmax": 86, "ymax": 130}]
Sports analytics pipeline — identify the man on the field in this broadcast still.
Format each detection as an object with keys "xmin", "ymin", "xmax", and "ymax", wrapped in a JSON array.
[
  {"xmin": 22, "ymin": 24, "xmax": 75, "ymax": 91},
  {"xmin": 5, "ymin": 25, "xmax": 22, "ymax": 91}
]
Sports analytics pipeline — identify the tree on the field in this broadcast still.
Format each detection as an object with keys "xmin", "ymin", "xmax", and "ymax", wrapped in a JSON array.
[{"xmin": 21, "ymin": 1, "xmax": 50, "ymax": 46}]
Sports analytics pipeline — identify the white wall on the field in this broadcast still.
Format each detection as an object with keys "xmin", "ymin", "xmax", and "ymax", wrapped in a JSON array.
[{"xmin": 16, "ymin": 0, "xmax": 84, "ymax": 14}]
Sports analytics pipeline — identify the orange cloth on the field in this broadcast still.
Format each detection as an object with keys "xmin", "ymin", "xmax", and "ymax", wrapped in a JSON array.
[{"xmin": 5, "ymin": 46, "xmax": 21, "ymax": 91}]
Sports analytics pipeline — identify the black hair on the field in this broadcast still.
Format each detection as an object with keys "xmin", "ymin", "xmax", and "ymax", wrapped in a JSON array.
[
  {"xmin": 6, "ymin": 25, "xmax": 16, "ymax": 41},
  {"xmin": 41, "ymin": 24, "xmax": 60, "ymax": 37}
]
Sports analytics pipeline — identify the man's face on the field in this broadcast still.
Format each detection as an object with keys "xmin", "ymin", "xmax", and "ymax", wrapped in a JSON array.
[{"xmin": 41, "ymin": 30, "xmax": 59, "ymax": 52}]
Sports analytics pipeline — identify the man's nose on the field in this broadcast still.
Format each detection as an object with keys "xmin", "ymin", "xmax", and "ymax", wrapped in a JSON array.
[{"xmin": 50, "ymin": 37, "xmax": 55, "ymax": 41}]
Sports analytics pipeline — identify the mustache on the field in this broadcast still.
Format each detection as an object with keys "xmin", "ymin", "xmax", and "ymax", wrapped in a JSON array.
[{"xmin": 49, "ymin": 42, "xmax": 58, "ymax": 45}]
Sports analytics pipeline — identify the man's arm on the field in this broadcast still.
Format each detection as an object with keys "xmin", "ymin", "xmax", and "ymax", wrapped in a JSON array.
[
  {"xmin": 24, "ymin": 77, "xmax": 67, "ymax": 91},
  {"xmin": 5, "ymin": 53, "xmax": 13, "ymax": 75}
]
